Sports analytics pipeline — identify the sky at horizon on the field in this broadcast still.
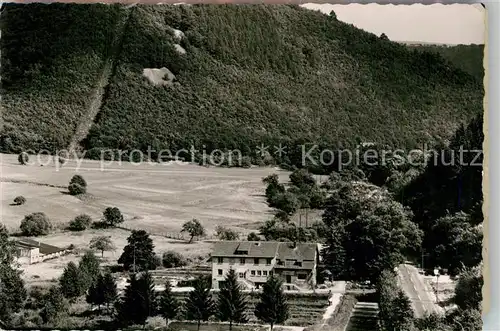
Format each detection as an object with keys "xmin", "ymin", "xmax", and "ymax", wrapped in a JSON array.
[{"xmin": 301, "ymin": 3, "xmax": 485, "ymax": 45}]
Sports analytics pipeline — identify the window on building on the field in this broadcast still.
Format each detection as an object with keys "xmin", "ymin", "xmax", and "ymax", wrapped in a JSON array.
[
  {"xmin": 269, "ymin": 271, "xmax": 273, "ymax": 276},
  {"xmin": 218, "ymin": 269, "xmax": 223, "ymax": 275},
  {"xmin": 257, "ymin": 270, "xmax": 262, "ymax": 276},
  {"xmin": 239, "ymin": 273, "xmax": 244, "ymax": 278},
  {"xmin": 266, "ymin": 258, "xmax": 272, "ymax": 265},
  {"xmin": 251, "ymin": 270, "xmax": 256, "ymax": 276},
  {"xmin": 217, "ymin": 257, "xmax": 223, "ymax": 264},
  {"xmin": 298, "ymin": 273, "xmax": 307, "ymax": 280},
  {"xmin": 240, "ymin": 258, "xmax": 245, "ymax": 264},
  {"xmin": 263, "ymin": 270, "xmax": 268, "ymax": 276},
  {"xmin": 295, "ymin": 261, "xmax": 302, "ymax": 267},
  {"xmin": 254, "ymin": 258, "xmax": 259, "ymax": 265}
]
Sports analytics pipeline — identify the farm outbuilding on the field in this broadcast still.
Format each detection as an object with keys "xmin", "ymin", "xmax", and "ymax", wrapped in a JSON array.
[{"xmin": 14, "ymin": 238, "xmax": 67, "ymax": 265}]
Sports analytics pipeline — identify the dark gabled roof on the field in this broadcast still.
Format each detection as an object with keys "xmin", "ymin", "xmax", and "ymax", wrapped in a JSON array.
[
  {"xmin": 212, "ymin": 241, "xmax": 280, "ymax": 258},
  {"xmin": 235, "ymin": 242, "xmax": 252, "ymax": 252},
  {"xmin": 276, "ymin": 242, "xmax": 318, "ymax": 262},
  {"xmin": 274, "ymin": 260, "xmax": 316, "ymax": 270},
  {"xmin": 15, "ymin": 238, "xmax": 65, "ymax": 255},
  {"xmin": 211, "ymin": 241, "xmax": 319, "ymax": 261}
]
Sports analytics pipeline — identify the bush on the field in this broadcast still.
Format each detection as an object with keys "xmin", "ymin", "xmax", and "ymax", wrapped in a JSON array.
[
  {"xmin": 68, "ymin": 183, "xmax": 86, "ymax": 195},
  {"xmin": 13, "ymin": 196, "xmax": 27, "ymax": 205},
  {"xmin": 247, "ymin": 232, "xmax": 260, "ymax": 241},
  {"xmin": 241, "ymin": 156, "xmax": 252, "ymax": 168},
  {"xmin": 162, "ymin": 251, "xmax": 187, "ymax": 268},
  {"xmin": 20, "ymin": 212, "xmax": 51, "ymax": 236},
  {"xmin": 68, "ymin": 175, "xmax": 87, "ymax": 195},
  {"xmin": 214, "ymin": 225, "xmax": 239, "ymax": 241},
  {"xmin": 70, "ymin": 174, "xmax": 87, "ymax": 188},
  {"xmin": 68, "ymin": 214, "xmax": 92, "ymax": 231},
  {"xmin": 18, "ymin": 152, "xmax": 29, "ymax": 165}
]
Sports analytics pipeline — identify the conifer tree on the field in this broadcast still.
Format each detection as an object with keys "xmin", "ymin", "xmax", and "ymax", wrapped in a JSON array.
[
  {"xmin": 59, "ymin": 261, "xmax": 84, "ymax": 300},
  {"xmin": 102, "ymin": 272, "xmax": 118, "ymax": 311},
  {"xmin": 79, "ymin": 250, "xmax": 100, "ymax": 291},
  {"xmin": 40, "ymin": 286, "xmax": 68, "ymax": 324},
  {"xmin": 118, "ymin": 230, "xmax": 157, "ymax": 271},
  {"xmin": 216, "ymin": 269, "xmax": 248, "ymax": 330},
  {"xmin": 254, "ymin": 276, "xmax": 289, "ymax": 331},
  {"xmin": 86, "ymin": 273, "xmax": 105, "ymax": 311},
  {"xmin": 158, "ymin": 280, "xmax": 179, "ymax": 326},
  {"xmin": 184, "ymin": 276, "xmax": 215, "ymax": 331},
  {"xmin": 0, "ymin": 224, "xmax": 27, "ymax": 323},
  {"xmin": 116, "ymin": 272, "xmax": 157, "ymax": 327}
]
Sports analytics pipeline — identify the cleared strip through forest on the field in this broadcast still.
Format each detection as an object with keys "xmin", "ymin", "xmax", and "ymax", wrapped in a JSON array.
[{"xmin": 67, "ymin": 5, "xmax": 135, "ymax": 154}]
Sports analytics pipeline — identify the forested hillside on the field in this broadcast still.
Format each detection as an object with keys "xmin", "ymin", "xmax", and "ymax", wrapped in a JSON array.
[
  {"xmin": 411, "ymin": 44, "xmax": 484, "ymax": 83},
  {"xmin": 1, "ymin": 4, "xmax": 124, "ymax": 152},
  {"xmin": 1, "ymin": 4, "xmax": 483, "ymax": 163}
]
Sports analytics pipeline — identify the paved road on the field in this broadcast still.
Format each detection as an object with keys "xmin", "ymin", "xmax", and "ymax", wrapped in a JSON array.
[{"xmin": 397, "ymin": 264, "xmax": 442, "ymax": 318}]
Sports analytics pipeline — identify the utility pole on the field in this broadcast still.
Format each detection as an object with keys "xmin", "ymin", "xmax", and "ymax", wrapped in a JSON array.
[
  {"xmin": 133, "ymin": 242, "xmax": 136, "ymax": 273},
  {"xmin": 434, "ymin": 268, "xmax": 440, "ymax": 304},
  {"xmin": 421, "ymin": 246, "xmax": 424, "ymax": 270}
]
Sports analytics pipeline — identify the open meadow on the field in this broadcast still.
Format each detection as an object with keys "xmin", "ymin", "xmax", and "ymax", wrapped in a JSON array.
[{"xmin": 1, "ymin": 153, "xmax": 290, "ymax": 284}]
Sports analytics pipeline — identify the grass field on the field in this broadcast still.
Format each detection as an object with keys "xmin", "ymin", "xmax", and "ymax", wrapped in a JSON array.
[{"xmin": 1, "ymin": 153, "xmax": 289, "ymax": 284}]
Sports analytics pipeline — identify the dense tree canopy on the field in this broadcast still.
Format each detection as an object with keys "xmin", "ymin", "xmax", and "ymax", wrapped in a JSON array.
[
  {"xmin": 1, "ymin": 4, "xmax": 482, "ymax": 165},
  {"xmin": 322, "ymin": 180, "xmax": 422, "ymax": 282},
  {"xmin": 0, "ymin": 225, "xmax": 27, "ymax": 324}
]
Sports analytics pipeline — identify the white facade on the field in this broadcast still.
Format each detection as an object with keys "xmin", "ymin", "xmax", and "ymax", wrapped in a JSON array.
[
  {"xmin": 15, "ymin": 246, "xmax": 40, "ymax": 265},
  {"xmin": 212, "ymin": 256, "xmax": 276, "ymax": 289},
  {"xmin": 210, "ymin": 241, "xmax": 319, "ymax": 290},
  {"xmin": 14, "ymin": 239, "xmax": 66, "ymax": 265}
]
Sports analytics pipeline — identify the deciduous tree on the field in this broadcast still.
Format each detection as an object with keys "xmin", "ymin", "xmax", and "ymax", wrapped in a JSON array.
[
  {"xmin": 69, "ymin": 214, "xmax": 92, "ymax": 231},
  {"xmin": 322, "ymin": 183, "xmax": 422, "ymax": 282},
  {"xmin": 454, "ymin": 267, "xmax": 482, "ymax": 311},
  {"xmin": 89, "ymin": 236, "xmax": 116, "ymax": 257},
  {"xmin": 181, "ymin": 219, "xmax": 205, "ymax": 243},
  {"xmin": 103, "ymin": 207, "xmax": 124, "ymax": 226},
  {"xmin": 162, "ymin": 251, "xmax": 187, "ymax": 268},
  {"xmin": 215, "ymin": 225, "xmax": 239, "ymax": 241},
  {"xmin": 20, "ymin": 212, "xmax": 51, "ymax": 236}
]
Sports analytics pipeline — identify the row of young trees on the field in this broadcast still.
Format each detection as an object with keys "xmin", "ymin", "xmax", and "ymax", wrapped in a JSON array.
[
  {"xmin": 116, "ymin": 268, "xmax": 288, "ymax": 331},
  {"xmin": 18, "ymin": 205, "xmax": 124, "ymax": 237}
]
